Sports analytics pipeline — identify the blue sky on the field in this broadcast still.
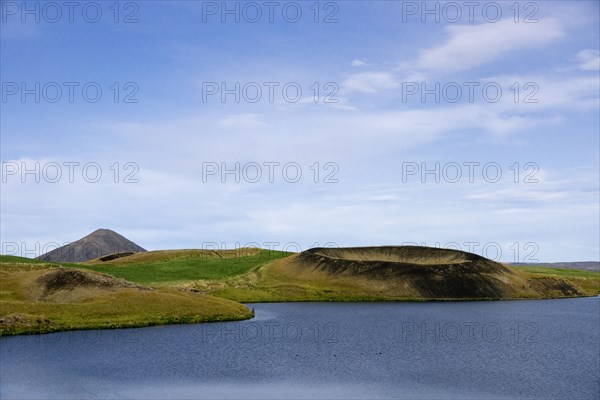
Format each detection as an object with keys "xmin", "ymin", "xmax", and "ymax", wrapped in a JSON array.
[{"xmin": 1, "ymin": 0, "xmax": 598, "ymax": 262}]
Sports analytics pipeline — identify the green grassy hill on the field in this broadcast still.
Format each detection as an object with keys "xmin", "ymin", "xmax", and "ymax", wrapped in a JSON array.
[
  {"xmin": 0, "ymin": 258, "xmax": 254, "ymax": 336},
  {"xmin": 1, "ymin": 247, "xmax": 597, "ymax": 336},
  {"xmin": 0, "ymin": 255, "xmax": 59, "ymax": 264},
  {"xmin": 512, "ymin": 265, "xmax": 600, "ymax": 296},
  {"xmin": 193, "ymin": 248, "xmax": 597, "ymax": 302},
  {"xmin": 80, "ymin": 248, "xmax": 293, "ymax": 284}
]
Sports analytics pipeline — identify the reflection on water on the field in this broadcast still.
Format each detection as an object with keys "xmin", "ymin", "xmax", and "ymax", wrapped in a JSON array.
[{"xmin": 1, "ymin": 298, "xmax": 599, "ymax": 399}]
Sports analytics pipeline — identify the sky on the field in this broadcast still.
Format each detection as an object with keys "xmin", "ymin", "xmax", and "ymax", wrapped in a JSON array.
[{"xmin": 0, "ymin": 0, "xmax": 598, "ymax": 262}]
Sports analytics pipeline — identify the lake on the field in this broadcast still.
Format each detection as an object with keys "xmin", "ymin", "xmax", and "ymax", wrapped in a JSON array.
[{"xmin": 1, "ymin": 298, "xmax": 599, "ymax": 399}]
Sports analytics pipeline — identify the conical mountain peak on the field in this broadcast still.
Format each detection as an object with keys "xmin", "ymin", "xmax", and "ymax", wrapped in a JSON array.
[{"xmin": 37, "ymin": 229, "xmax": 147, "ymax": 263}]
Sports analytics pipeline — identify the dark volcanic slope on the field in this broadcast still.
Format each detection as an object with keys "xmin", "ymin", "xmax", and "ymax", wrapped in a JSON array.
[
  {"xmin": 37, "ymin": 229, "xmax": 147, "ymax": 263},
  {"xmin": 293, "ymin": 246, "xmax": 582, "ymax": 299}
]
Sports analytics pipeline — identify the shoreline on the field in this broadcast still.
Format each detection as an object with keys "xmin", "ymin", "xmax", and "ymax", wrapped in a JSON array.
[{"xmin": 2, "ymin": 295, "xmax": 597, "ymax": 337}]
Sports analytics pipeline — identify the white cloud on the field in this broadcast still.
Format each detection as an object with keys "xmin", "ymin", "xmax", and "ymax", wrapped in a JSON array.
[
  {"xmin": 342, "ymin": 71, "xmax": 399, "ymax": 93},
  {"xmin": 351, "ymin": 59, "xmax": 369, "ymax": 67},
  {"xmin": 416, "ymin": 18, "xmax": 564, "ymax": 72},
  {"xmin": 483, "ymin": 74, "xmax": 600, "ymax": 113},
  {"xmin": 577, "ymin": 49, "xmax": 600, "ymax": 71},
  {"xmin": 466, "ymin": 188, "xmax": 568, "ymax": 203}
]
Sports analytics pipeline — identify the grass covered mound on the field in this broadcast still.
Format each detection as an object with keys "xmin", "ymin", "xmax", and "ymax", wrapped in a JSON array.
[
  {"xmin": 290, "ymin": 246, "xmax": 583, "ymax": 299},
  {"xmin": 296, "ymin": 246, "xmax": 523, "ymax": 298},
  {"xmin": 80, "ymin": 248, "xmax": 294, "ymax": 284},
  {"xmin": 0, "ymin": 262, "xmax": 252, "ymax": 336},
  {"xmin": 198, "ymin": 247, "xmax": 590, "ymax": 302},
  {"xmin": 512, "ymin": 265, "xmax": 600, "ymax": 296},
  {"xmin": 1, "ymin": 246, "xmax": 596, "ymax": 335}
]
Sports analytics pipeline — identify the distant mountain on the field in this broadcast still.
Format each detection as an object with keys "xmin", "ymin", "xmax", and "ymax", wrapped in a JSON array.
[
  {"xmin": 36, "ymin": 229, "xmax": 147, "ymax": 263},
  {"xmin": 511, "ymin": 262, "xmax": 600, "ymax": 272}
]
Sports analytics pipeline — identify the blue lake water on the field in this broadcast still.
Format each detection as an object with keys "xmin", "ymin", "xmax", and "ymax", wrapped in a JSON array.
[{"xmin": 1, "ymin": 298, "xmax": 599, "ymax": 399}]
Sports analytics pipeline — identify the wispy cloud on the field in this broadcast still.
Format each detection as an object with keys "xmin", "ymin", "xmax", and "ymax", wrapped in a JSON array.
[
  {"xmin": 351, "ymin": 59, "xmax": 369, "ymax": 67},
  {"xmin": 577, "ymin": 49, "xmax": 600, "ymax": 71},
  {"xmin": 416, "ymin": 18, "xmax": 565, "ymax": 73},
  {"xmin": 342, "ymin": 71, "xmax": 399, "ymax": 94}
]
